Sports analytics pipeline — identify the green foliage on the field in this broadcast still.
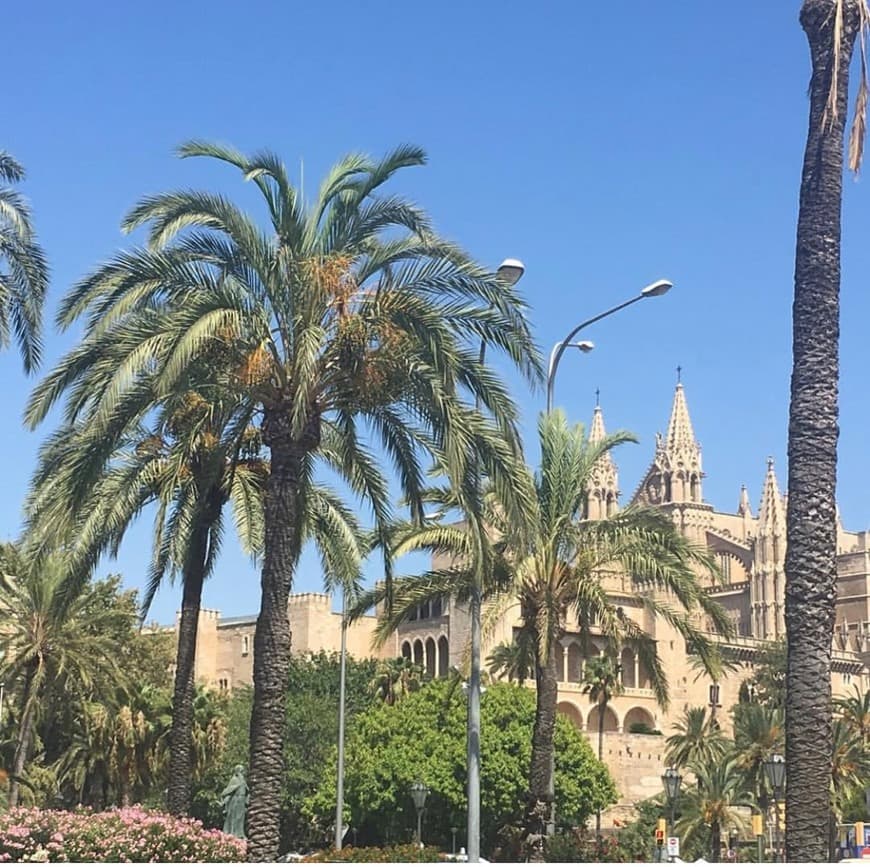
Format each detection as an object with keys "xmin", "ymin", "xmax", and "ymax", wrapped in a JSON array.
[
  {"xmin": 740, "ymin": 639, "xmax": 786, "ymax": 709},
  {"xmin": 305, "ymin": 679, "xmax": 615, "ymax": 853},
  {"xmin": 0, "ymin": 152, "xmax": 48, "ymax": 373},
  {"xmin": 612, "ymin": 798, "xmax": 666, "ymax": 862},
  {"xmin": 665, "ymin": 706, "xmax": 729, "ymax": 771},
  {"xmin": 302, "ymin": 844, "xmax": 442, "ymax": 862},
  {"xmin": 192, "ymin": 651, "xmax": 377, "ymax": 851}
]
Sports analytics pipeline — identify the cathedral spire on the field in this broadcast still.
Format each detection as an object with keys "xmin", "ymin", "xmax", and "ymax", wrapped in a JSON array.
[
  {"xmin": 758, "ymin": 457, "xmax": 786, "ymax": 534},
  {"xmin": 660, "ymin": 381, "xmax": 703, "ymax": 503},
  {"xmin": 586, "ymin": 401, "xmax": 619, "ymax": 519},
  {"xmin": 753, "ymin": 457, "xmax": 786, "ymax": 640},
  {"xmin": 738, "ymin": 484, "xmax": 752, "ymax": 518}
]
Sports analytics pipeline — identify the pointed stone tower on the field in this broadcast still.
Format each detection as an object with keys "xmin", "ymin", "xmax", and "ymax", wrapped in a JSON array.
[
  {"xmin": 752, "ymin": 458, "xmax": 787, "ymax": 640},
  {"xmin": 586, "ymin": 399, "xmax": 619, "ymax": 520},
  {"xmin": 633, "ymin": 381, "xmax": 712, "ymax": 541},
  {"xmin": 738, "ymin": 485, "xmax": 752, "ymax": 518}
]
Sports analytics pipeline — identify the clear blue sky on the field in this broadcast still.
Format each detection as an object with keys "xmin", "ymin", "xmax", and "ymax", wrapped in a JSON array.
[{"xmin": 4, "ymin": 1, "xmax": 870, "ymax": 624}]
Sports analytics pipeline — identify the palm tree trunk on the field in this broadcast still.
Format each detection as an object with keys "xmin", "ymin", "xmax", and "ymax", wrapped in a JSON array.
[
  {"xmin": 167, "ymin": 515, "xmax": 211, "ymax": 816},
  {"xmin": 246, "ymin": 407, "xmax": 314, "ymax": 862},
  {"xmin": 787, "ymin": 1, "xmax": 861, "ymax": 860},
  {"xmin": 711, "ymin": 818, "xmax": 720, "ymax": 862},
  {"xmin": 596, "ymin": 698, "xmax": 605, "ymax": 843},
  {"xmin": 523, "ymin": 646, "xmax": 559, "ymax": 861},
  {"xmin": 8, "ymin": 662, "xmax": 38, "ymax": 808}
]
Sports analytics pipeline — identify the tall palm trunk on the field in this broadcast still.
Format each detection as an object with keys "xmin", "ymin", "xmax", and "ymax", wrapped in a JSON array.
[
  {"xmin": 246, "ymin": 407, "xmax": 313, "ymax": 862},
  {"xmin": 710, "ymin": 819, "xmax": 721, "ymax": 862},
  {"xmin": 523, "ymin": 646, "xmax": 558, "ymax": 861},
  {"xmin": 9, "ymin": 661, "xmax": 38, "ymax": 808},
  {"xmin": 786, "ymin": 1, "xmax": 860, "ymax": 859},
  {"xmin": 167, "ymin": 515, "xmax": 212, "ymax": 815},
  {"xmin": 596, "ymin": 696, "xmax": 606, "ymax": 843}
]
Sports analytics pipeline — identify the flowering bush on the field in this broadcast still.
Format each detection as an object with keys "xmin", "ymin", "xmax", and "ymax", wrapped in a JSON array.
[
  {"xmin": 303, "ymin": 844, "xmax": 443, "ymax": 862},
  {"xmin": 0, "ymin": 806, "xmax": 246, "ymax": 862}
]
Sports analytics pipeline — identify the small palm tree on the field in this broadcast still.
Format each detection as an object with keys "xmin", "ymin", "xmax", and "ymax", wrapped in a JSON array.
[
  {"xmin": 835, "ymin": 686, "xmax": 870, "ymax": 746},
  {"xmin": 487, "ymin": 633, "xmax": 534, "ymax": 687},
  {"xmin": 676, "ymin": 757, "xmax": 752, "ymax": 862},
  {"xmin": 665, "ymin": 706, "xmax": 729, "ymax": 772},
  {"xmin": 731, "ymin": 701, "xmax": 784, "ymax": 810},
  {"xmin": 583, "ymin": 655, "xmax": 622, "ymax": 846},
  {"xmin": 369, "ymin": 657, "xmax": 424, "ymax": 705},
  {"xmin": 0, "ymin": 152, "xmax": 47, "ymax": 372},
  {"xmin": 0, "ymin": 550, "xmax": 127, "ymax": 807}
]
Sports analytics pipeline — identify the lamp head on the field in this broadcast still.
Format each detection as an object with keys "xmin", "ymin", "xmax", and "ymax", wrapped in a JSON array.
[
  {"xmin": 640, "ymin": 279, "xmax": 673, "ymax": 298},
  {"xmin": 662, "ymin": 767, "xmax": 682, "ymax": 801},
  {"xmin": 410, "ymin": 780, "xmax": 429, "ymax": 810},
  {"xmin": 497, "ymin": 258, "xmax": 525, "ymax": 286},
  {"xmin": 572, "ymin": 340, "xmax": 595, "ymax": 353},
  {"xmin": 764, "ymin": 754, "xmax": 786, "ymax": 791}
]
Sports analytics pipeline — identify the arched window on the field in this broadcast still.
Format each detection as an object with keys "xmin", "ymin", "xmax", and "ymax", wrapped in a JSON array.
[
  {"xmin": 432, "ymin": 597, "xmax": 442, "ymax": 618},
  {"xmin": 425, "ymin": 637, "xmax": 437, "ymax": 677},
  {"xmin": 587, "ymin": 705, "xmax": 619, "ymax": 733},
  {"xmin": 438, "ymin": 636, "xmax": 449, "ymax": 677},
  {"xmin": 413, "ymin": 639, "xmax": 424, "ymax": 667},
  {"xmin": 401, "ymin": 641, "xmax": 412, "ymax": 660},
  {"xmin": 620, "ymin": 648, "xmax": 636, "ymax": 688},
  {"xmin": 567, "ymin": 644, "xmax": 583, "ymax": 683},
  {"xmin": 421, "ymin": 600, "xmax": 431, "ymax": 620},
  {"xmin": 242, "ymin": 634, "xmax": 250, "ymax": 656}
]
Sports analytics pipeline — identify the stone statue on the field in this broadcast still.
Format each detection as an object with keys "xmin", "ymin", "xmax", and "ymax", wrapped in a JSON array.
[{"xmin": 220, "ymin": 764, "xmax": 248, "ymax": 838}]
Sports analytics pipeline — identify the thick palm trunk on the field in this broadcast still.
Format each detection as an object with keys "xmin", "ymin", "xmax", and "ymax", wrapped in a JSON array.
[
  {"xmin": 9, "ymin": 664, "xmax": 38, "ymax": 808},
  {"xmin": 246, "ymin": 407, "xmax": 313, "ymax": 862},
  {"xmin": 596, "ymin": 699, "xmax": 605, "ymax": 843},
  {"xmin": 167, "ymin": 518, "xmax": 211, "ymax": 816},
  {"xmin": 523, "ymin": 647, "xmax": 558, "ymax": 861},
  {"xmin": 786, "ymin": 1, "xmax": 860, "ymax": 860},
  {"xmin": 710, "ymin": 819, "xmax": 721, "ymax": 862}
]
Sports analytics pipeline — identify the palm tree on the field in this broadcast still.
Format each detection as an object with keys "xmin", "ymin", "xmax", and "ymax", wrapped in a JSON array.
[
  {"xmin": 665, "ymin": 706, "xmax": 729, "ymax": 772},
  {"xmin": 0, "ymin": 151, "xmax": 48, "ymax": 372},
  {"xmin": 676, "ymin": 757, "xmax": 752, "ymax": 862},
  {"xmin": 25, "ymin": 370, "xmax": 268, "ymax": 817},
  {"xmin": 731, "ymin": 702, "xmax": 784, "ymax": 809},
  {"xmin": 582, "ymin": 655, "xmax": 622, "ymax": 845},
  {"xmin": 354, "ymin": 410, "xmax": 731, "ymax": 853},
  {"xmin": 25, "ymin": 142, "xmax": 539, "ymax": 859},
  {"xmin": 831, "ymin": 718, "xmax": 870, "ymax": 826},
  {"xmin": 0, "ymin": 551, "xmax": 126, "ymax": 807},
  {"xmin": 786, "ymin": 3, "xmax": 869, "ymax": 857},
  {"xmin": 835, "ymin": 686, "xmax": 870, "ymax": 746},
  {"xmin": 369, "ymin": 657, "xmax": 424, "ymax": 705},
  {"xmin": 487, "ymin": 633, "xmax": 534, "ymax": 687}
]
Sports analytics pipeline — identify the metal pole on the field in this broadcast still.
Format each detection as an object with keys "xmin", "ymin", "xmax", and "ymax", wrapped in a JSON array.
[
  {"xmin": 668, "ymin": 800, "xmax": 676, "ymax": 863},
  {"xmin": 334, "ymin": 591, "xmax": 348, "ymax": 851},
  {"xmin": 773, "ymin": 789, "xmax": 782, "ymax": 863},
  {"xmin": 546, "ymin": 294, "xmax": 645, "ymax": 412},
  {"xmin": 417, "ymin": 808, "xmax": 423, "ymax": 846},
  {"xmin": 0, "ymin": 682, "xmax": 4, "ymax": 731},
  {"xmin": 466, "ymin": 340, "xmax": 485, "ymax": 863},
  {"xmin": 757, "ymin": 833, "xmax": 763, "ymax": 863}
]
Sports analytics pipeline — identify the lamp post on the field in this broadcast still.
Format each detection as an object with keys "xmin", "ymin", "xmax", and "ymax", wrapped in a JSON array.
[
  {"xmin": 662, "ymin": 767, "xmax": 682, "ymax": 863},
  {"xmin": 708, "ymin": 682, "xmax": 721, "ymax": 729},
  {"xmin": 410, "ymin": 781, "xmax": 430, "ymax": 847},
  {"xmin": 334, "ymin": 588, "xmax": 349, "ymax": 850},
  {"xmin": 763, "ymin": 753, "xmax": 786, "ymax": 862},
  {"xmin": 545, "ymin": 279, "xmax": 673, "ymax": 412},
  {"xmin": 462, "ymin": 257, "xmax": 524, "ymax": 863}
]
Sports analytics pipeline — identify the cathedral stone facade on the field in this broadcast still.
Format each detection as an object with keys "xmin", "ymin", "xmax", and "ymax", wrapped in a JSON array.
[{"xmin": 175, "ymin": 383, "xmax": 870, "ymax": 817}]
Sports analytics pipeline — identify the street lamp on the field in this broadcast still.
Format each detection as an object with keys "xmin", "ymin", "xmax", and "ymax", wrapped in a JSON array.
[
  {"xmin": 546, "ymin": 279, "xmax": 673, "ymax": 412},
  {"xmin": 459, "ymin": 257, "xmax": 524, "ymax": 864},
  {"xmin": 708, "ymin": 682, "xmax": 721, "ymax": 728},
  {"xmin": 410, "ymin": 781, "xmax": 430, "ymax": 847},
  {"xmin": 334, "ymin": 588, "xmax": 350, "ymax": 850},
  {"xmin": 662, "ymin": 767, "xmax": 682, "ymax": 862},
  {"xmin": 763, "ymin": 754, "xmax": 786, "ymax": 862}
]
